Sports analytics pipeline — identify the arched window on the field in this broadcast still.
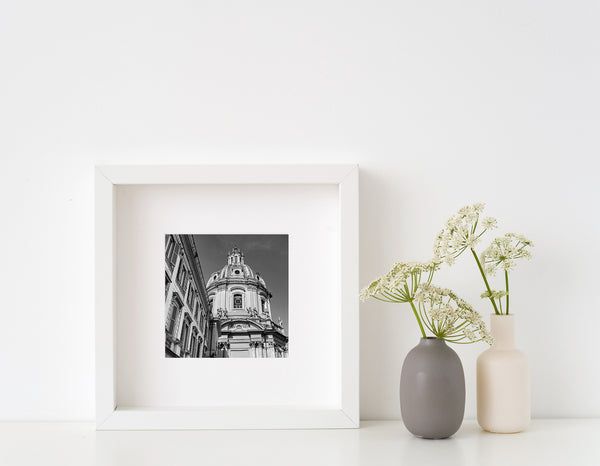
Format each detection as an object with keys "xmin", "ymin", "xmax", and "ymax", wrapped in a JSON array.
[{"xmin": 233, "ymin": 293, "xmax": 243, "ymax": 309}]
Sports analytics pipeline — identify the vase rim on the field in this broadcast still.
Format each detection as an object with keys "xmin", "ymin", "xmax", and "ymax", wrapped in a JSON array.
[{"xmin": 419, "ymin": 336, "xmax": 445, "ymax": 344}]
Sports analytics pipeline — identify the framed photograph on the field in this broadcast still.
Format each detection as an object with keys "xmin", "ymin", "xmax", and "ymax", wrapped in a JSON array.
[
  {"xmin": 95, "ymin": 165, "xmax": 359, "ymax": 430},
  {"xmin": 164, "ymin": 234, "xmax": 290, "ymax": 360}
]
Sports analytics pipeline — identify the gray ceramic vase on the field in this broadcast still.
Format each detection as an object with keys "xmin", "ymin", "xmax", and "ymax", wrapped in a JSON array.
[{"xmin": 400, "ymin": 337, "xmax": 465, "ymax": 439}]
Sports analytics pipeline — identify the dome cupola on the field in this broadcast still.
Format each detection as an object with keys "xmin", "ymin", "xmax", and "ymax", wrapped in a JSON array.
[
  {"xmin": 228, "ymin": 247, "xmax": 243, "ymax": 265},
  {"xmin": 206, "ymin": 247, "xmax": 270, "ymax": 290}
]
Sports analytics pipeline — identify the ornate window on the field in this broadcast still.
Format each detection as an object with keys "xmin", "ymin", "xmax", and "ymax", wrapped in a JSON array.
[
  {"xmin": 233, "ymin": 293, "xmax": 243, "ymax": 309},
  {"xmin": 166, "ymin": 296, "xmax": 182, "ymax": 334},
  {"xmin": 187, "ymin": 285, "xmax": 195, "ymax": 308},
  {"xmin": 193, "ymin": 300, "xmax": 199, "ymax": 320},
  {"xmin": 181, "ymin": 317, "xmax": 192, "ymax": 353},
  {"xmin": 190, "ymin": 328, "xmax": 199, "ymax": 357},
  {"xmin": 177, "ymin": 264, "xmax": 187, "ymax": 288},
  {"xmin": 165, "ymin": 273, "xmax": 171, "ymax": 297},
  {"xmin": 165, "ymin": 236, "xmax": 180, "ymax": 267}
]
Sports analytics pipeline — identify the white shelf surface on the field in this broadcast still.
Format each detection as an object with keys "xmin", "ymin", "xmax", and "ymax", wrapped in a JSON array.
[{"xmin": 0, "ymin": 420, "xmax": 598, "ymax": 466}]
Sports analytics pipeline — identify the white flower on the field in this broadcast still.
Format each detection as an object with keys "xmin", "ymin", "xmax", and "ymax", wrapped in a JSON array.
[
  {"xmin": 481, "ymin": 290, "xmax": 507, "ymax": 299},
  {"xmin": 360, "ymin": 261, "xmax": 439, "ymax": 302},
  {"xmin": 481, "ymin": 217, "xmax": 498, "ymax": 229},
  {"xmin": 500, "ymin": 259, "xmax": 515, "ymax": 272},
  {"xmin": 433, "ymin": 203, "xmax": 496, "ymax": 265},
  {"xmin": 359, "ymin": 277, "xmax": 384, "ymax": 301},
  {"xmin": 464, "ymin": 328, "xmax": 476, "ymax": 342},
  {"xmin": 465, "ymin": 234, "xmax": 480, "ymax": 249},
  {"xmin": 481, "ymin": 233, "xmax": 534, "ymax": 277},
  {"xmin": 484, "ymin": 264, "xmax": 495, "ymax": 276},
  {"xmin": 414, "ymin": 284, "xmax": 493, "ymax": 345}
]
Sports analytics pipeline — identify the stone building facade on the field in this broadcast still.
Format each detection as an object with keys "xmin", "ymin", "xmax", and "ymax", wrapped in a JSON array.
[
  {"xmin": 164, "ymin": 235, "xmax": 211, "ymax": 357},
  {"xmin": 206, "ymin": 247, "xmax": 288, "ymax": 358}
]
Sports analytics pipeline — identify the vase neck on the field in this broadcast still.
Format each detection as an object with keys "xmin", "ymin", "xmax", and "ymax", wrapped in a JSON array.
[
  {"xmin": 418, "ymin": 337, "xmax": 446, "ymax": 347},
  {"xmin": 491, "ymin": 314, "xmax": 515, "ymax": 349}
]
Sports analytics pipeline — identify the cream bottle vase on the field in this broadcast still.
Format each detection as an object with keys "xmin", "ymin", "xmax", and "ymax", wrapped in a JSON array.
[{"xmin": 477, "ymin": 314, "xmax": 530, "ymax": 433}]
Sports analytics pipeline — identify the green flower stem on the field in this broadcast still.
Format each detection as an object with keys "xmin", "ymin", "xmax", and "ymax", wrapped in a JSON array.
[
  {"xmin": 409, "ymin": 300, "xmax": 427, "ymax": 338},
  {"xmin": 471, "ymin": 248, "xmax": 500, "ymax": 315},
  {"xmin": 416, "ymin": 302, "xmax": 432, "ymax": 335},
  {"xmin": 505, "ymin": 270, "xmax": 510, "ymax": 315}
]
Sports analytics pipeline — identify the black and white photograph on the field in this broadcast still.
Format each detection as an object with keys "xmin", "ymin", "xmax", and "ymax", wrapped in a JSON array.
[{"xmin": 165, "ymin": 234, "xmax": 289, "ymax": 358}]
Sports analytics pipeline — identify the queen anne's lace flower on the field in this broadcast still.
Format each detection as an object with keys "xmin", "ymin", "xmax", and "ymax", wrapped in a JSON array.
[
  {"xmin": 481, "ymin": 233, "xmax": 534, "ymax": 277},
  {"xmin": 414, "ymin": 284, "xmax": 493, "ymax": 344},
  {"xmin": 433, "ymin": 203, "xmax": 497, "ymax": 265},
  {"xmin": 480, "ymin": 290, "xmax": 507, "ymax": 299},
  {"xmin": 360, "ymin": 202, "xmax": 531, "ymax": 340},
  {"xmin": 360, "ymin": 261, "xmax": 492, "ymax": 345},
  {"xmin": 464, "ymin": 328, "xmax": 477, "ymax": 342},
  {"xmin": 481, "ymin": 217, "xmax": 498, "ymax": 229},
  {"xmin": 359, "ymin": 261, "xmax": 439, "ymax": 302}
]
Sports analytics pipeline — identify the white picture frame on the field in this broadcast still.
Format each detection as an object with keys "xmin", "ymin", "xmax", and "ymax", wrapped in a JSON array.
[{"xmin": 95, "ymin": 164, "xmax": 359, "ymax": 430}]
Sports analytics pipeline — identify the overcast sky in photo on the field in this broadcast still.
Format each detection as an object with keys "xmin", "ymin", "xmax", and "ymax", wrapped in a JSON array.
[{"xmin": 192, "ymin": 234, "xmax": 289, "ymax": 329}]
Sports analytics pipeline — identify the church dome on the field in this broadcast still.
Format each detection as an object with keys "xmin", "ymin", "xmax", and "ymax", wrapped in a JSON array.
[
  {"xmin": 206, "ymin": 247, "xmax": 265, "ymax": 288},
  {"xmin": 203, "ymin": 244, "xmax": 286, "ymax": 358}
]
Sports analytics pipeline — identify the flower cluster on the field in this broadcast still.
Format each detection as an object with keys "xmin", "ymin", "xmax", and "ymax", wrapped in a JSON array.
[
  {"xmin": 415, "ymin": 284, "xmax": 493, "ymax": 344},
  {"xmin": 431, "ymin": 203, "xmax": 533, "ymax": 315},
  {"xmin": 361, "ymin": 202, "xmax": 532, "ymax": 339},
  {"xmin": 481, "ymin": 233, "xmax": 534, "ymax": 276},
  {"xmin": 360, "ymin": 261, "xmax": 438, "ymax": 303},
  {"xmin": 433, "ymin": 203, "xmax": 497, "ymax": 265},
  {"xmin": 480, "ymin": 290, "xmax": 507, "ymax": 299}
]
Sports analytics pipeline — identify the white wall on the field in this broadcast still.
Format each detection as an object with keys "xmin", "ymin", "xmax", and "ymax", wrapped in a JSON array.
[{"xmin": 1, "ymin": 0, "xmax": 598, "ymax": 421}]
